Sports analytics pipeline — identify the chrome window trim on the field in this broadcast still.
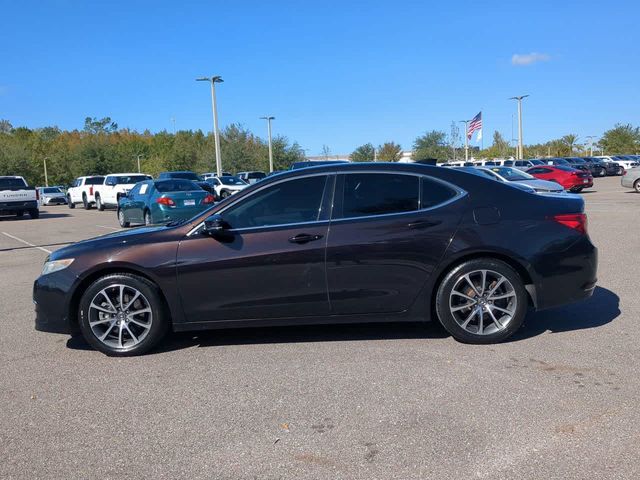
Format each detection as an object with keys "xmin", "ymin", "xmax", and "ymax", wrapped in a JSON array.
[{"xmin": 186, "ymin": 170, "xmax": 467, "ymax": 236}]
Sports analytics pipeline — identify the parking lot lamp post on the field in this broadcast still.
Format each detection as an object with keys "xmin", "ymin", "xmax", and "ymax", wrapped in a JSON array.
[
  {"xmin": 459, "ymin": 120, "xmax": 469, "ymax": 161},
  {"xmin": 196, "ymin": 76, "xmax": 224, "ymax": 177},
  {"xmin": 586, "ymin": 136, "xmax": 596, "ymax": 156},
  {"xmin": 135, "ymin": 154, "xmax": 144, "ymax": 173},
  {"xmin": 260, "ymin": 116, "xmax": 275, "ymax": 173},
  {"xmin": 509, "ymin": 95, "xmax": 529, "ymax": 159},
  {"xmin": 43, "ymin": 157, "xmax": 49, "ymax": 187}
]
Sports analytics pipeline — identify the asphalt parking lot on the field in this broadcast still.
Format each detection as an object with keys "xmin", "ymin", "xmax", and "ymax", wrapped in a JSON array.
[{"xmin": 1, "ymin": 176, "xmax": 638, "ymax": 480}]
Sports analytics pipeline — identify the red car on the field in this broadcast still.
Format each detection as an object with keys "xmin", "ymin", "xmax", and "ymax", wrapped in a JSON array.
[{"xmin": 525, "ymin": 165, "xmax": 593, "ymax": 192}]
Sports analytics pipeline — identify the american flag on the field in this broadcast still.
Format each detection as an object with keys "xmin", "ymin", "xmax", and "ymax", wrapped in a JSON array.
[{"xmin": 467, "ymin": 111, "xmax": 482, "ymax": 140}]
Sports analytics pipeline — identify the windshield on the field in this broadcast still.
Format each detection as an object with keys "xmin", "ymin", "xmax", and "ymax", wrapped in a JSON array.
[
  {"xmin": 113, "ymin": 175, "xmax": 151, "ymax": 184},
  {"xmin": 220, "ymin": 176, "xmax": 247, "ymax": 185},
  {"xmin": 489, "ymin": 167, "xmax": 533, "ymax": 181},
  {"xmin": 0, "ymin": 178, "xmax": 27, "ymax": 189},
  {"xmin": 42, "ymin": 187, "xmax": 62, "ymax": 193},
  {"xmin": 154, "ymin": 180, "xmax": 201, "ymax": 192}
]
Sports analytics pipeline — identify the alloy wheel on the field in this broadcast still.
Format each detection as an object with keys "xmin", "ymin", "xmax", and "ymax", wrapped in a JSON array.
[
  {"xmin": 449, "ymin": 269, "xmax": 517, "ymax": 335},
  {"xmin": 87, "ymin": 284, "xmax": 153, "ymax": 349}
]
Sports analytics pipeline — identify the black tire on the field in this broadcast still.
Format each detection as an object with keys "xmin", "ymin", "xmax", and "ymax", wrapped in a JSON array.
[
  {"xmin": 82, "ymin": 195, "xmax": 90, "ymax": 210},
  {"xmin": 221, "ymin": 190, "xmax": 231, "ymax": 199},
  {"xmin": 435, "ymin": 258, "xmax": 528, "ymax": 344},
  {"xmin": 78, "ymin": 273, "xmax": 169, "ymax": 356},
  {"xmin": 67, "ymin": 196, "xmax": 75, "ymax": 209},
  {"xmin": 569, "ymin": 186, "xmax": 583, "ymax": 193},
  {"xmin": 117, "ymin": 209, "xmax": 130, "ymax": 228},
  {"xmin": 144, "ymin": 210, "xmax": 152, "ymax": 226},
  {"xmin": 96, "ymin": 194, "xmax": 105, "ymax": 211},
  {"xmin": 15, "ymin": 210, "xmax": 24, "ymax": 218},
  {"xmin": 599, "ymin": 169, "xmax": 606, "ymax": 177},
  {"xmin": 634, "ymin": 179, "xmax": 640, "ymax": 193},
  {"xmin": 29, "ymin": 209, "xmax": 39, "ymax": 219}
]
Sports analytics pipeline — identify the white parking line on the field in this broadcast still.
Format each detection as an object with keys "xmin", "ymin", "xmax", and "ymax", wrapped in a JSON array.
[
  {"xmin": 1, "ymin": 232, "xmax": 52, "ymax": 254},
  {"xmin": 96, "ymin": 225, "xmax": 120, "ymax": 231}
]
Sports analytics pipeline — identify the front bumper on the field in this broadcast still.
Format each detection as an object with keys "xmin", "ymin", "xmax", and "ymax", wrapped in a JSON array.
[
  {"xmin": 33, "ymin": 269, "xmax": 79, "ymax": 334},
  {"xmin": 43, "ymin": 196, "xmax": 67, "ymax": 205}
]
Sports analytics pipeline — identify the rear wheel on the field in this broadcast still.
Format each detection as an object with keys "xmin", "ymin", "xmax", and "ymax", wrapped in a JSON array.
[
  {"xmin": 82, "ymin": 195, "xmax": 90, "ymax": 210},
  {"xmin": 96, "ymin": 194, "xmax": 104, "ymax": 211},
  {"xmin": 117, "ymin": 209, "xmax": 130, "ymax": 228},
  {"xmin": 435, "ymin": 258, "xmax": 527, "ymax": 344},
  {"xmin": 29, "ymin": 209, "xmax": 39, "ymax": 219},
  {"xmin": 15, "ymin": 210, "xmax": 24, "ymax": 218},
  {"xmin": 67, "ymin": 195, "xmax": 75, "ymax": 209},
  {"xmin": 634, "ymin": 179, "xmax": 640, "ymax": 193},
  {"xmin": 78, "ymin": 273, "xmax": 169, "ymax": 356}
]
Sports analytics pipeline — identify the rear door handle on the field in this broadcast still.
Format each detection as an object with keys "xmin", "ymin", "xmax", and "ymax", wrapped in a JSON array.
[
  {"xmin": 288, "ymin": 233, "xmax": 324, "ymax": 244},
  {"xmin": 408, "ymin": 220, "xmax": 441, "ymax": 229}
]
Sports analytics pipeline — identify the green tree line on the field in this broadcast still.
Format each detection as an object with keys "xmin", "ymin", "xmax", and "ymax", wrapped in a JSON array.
[{"xmin": 0, "ymin": 117, "xmax": 305, "ymax": 186}]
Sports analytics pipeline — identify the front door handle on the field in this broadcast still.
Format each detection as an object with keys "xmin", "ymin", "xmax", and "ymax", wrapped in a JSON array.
[
  {"xmin": 288, "ymin": 233, "xmax": 324, "ymax": 244},
  {"xmin": 408, "ymin": 220, "xmax": 441, "ymax": 229}
]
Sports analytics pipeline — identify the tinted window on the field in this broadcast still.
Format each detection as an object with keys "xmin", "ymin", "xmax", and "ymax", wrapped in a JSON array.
[
  {"xmin": 128, "ymin": 184, "xmax": 143, "ymax": 196},
  {"xmin": 42, "ymin": 187, "xmax": 62, "ymax": 193},
  {"xmin": 422, "ymin": 177, "xmax": 457, "ymax": 208},
  {"xmin": 340, "ymin": 173, "xmax": 419, "ymax": 218},
  {"xmin": 247, "ymin": 172, "xmax": 266, "ymax": 179},
  {"xmin": 503, "ymin": 161, "xmax": 514, "ymax": 166},
  {"xmin": 528, "ymin": 168, "xmax": 551, "ymax": 174},
  {"xmin": 224, "ymin": 175, "xmax": 327, "ymax": 229},
  {"xmin": 113, "ymin": 175, "xmax": 151, "ymax": 184},
  {"xmin": 220, "ymin": 176, "xmax": 247, "ymax": 185},
  {"xmin": 0, "ymin": 178, "xmax": 27, "ymax": 189},
  {"xmin": 164, "ymin": 172, "xmax": 200, "ymax": 181},
  {"xmin": 155, "ymin": 180, "xmax": 200, "ymax": 192},
  {"xmin": 86, "ymin": 176, "xmax": 105, "ymax": 185}
]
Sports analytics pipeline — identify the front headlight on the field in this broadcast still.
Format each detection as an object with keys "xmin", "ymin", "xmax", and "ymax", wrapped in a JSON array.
[{"xmin": 41, "ymin": 258, "xmax": 74, "ymax": 276}]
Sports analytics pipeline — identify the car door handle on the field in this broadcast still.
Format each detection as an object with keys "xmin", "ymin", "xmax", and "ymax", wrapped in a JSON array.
[
  {"xmin": 408, "ymin": 220, "xmax": 441, "ymax": 229},
  {"xmin": 288, "ymin": 233, "xmax": 324, "ymax": 244}
]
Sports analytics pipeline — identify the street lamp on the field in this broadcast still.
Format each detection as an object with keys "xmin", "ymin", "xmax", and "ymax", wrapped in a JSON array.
[
  {"xmin": 135, "ymin": 154, "xmax": 144, "ymax": 173},
  {"xmin": 260, "ymin": 116, "xmax": 275, "ymax": 173},
  {"xmin": 509, "ymin": 95, "xmax": 529, "ymax": 159},
  {"xmin": 43, "ymin": 157, "xmax": 49, "ymax": 187},
  {"xmin": 586, "ymin": 136, "xmax": 596, "ymax": 156},
  {"xmin": 459, "ymin": 120, "xmax": 470, "ymax": 161},
  {"xmin": 196, "ymin": 76, "xmax": 224, "ymax": 176}
]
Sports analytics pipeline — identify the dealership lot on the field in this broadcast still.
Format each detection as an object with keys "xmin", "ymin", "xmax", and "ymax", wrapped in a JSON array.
[{"xmin": 1, "ymin": 176, "xmax": 639, "ymax": 479}]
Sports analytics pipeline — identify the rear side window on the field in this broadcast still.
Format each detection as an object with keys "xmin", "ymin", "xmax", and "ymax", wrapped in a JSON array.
[
  {"xmin": 86, "ymin": 177, "xmax": 105, "ymax": 185},
  {"xmin": 340, "ymin": 173, "xmax": 419, "ymax": 219},
  {"xmin": 223, "ymin": 175, "xmax": 327, "ymax": 229},
  {"xmin": 421, "ymin": 177, "xmax": 458, "ymax": 209}
]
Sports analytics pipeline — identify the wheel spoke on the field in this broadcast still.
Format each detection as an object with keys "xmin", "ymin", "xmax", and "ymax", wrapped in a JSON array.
[
  {"xmin": 476, "ymin": 308, "xmax": 484, "ymax": 334},
  {"xmin": 124, "ymin": 323, "xmax": 139, "ymax": 345},
  {"xmin": 123, "ymin": 291, "xmax": 140, "ymax": 311},
  {"xmin": 460, "ymin": 308, "xmax": 477, "ymax": 329},
  {"xmin": 99, "ymin": 321, "xmax": 116, "ymax": 341},
  {"xmin": 118, "ymin": 285, "xmax": 125, "ymax": 310},
  {"xmin": 486, "ymin": 306, "xmax": 503, "ymax": 329},
  {"xmin": 451, "ymin": 302, "xmax": 475, "ymax": 312},
  {"xmin": 480, "ymin": 270, "xmax": 487, "ymax": 295},
  {"xmin": 90, "ymin": 302, "xmax": 115, "ymax": 314},
  {"xmin": 452, "ymin": 290, "xmax": 476, "ymax": 302},
  {"xmin": 129, "ymin": 318, "xmax": 151, "ymax": 329},
  {"xmin": 487, "ymin": 277, "xmax": 505, "ymax": 297},
  {"xmin": 98, "ymin": 289, "xmax": 118, "ymax": 313},
  {"xmin": 89, "ymin": 317, "xmax": 113, "ymax": 327},
  {"xmin": 128, "ymin": 307, "xmax": 151, "ymax": 316},
  {"xmin": 491, "ymin": 305, "xmax": 515, "ymax": 316},
  {"xmin": 463, "ymin": 274, "xmax": 481, "ymax": 296},
  {"xmin": 488, "ymin": 292, "xmax": 515, "ymax": 301},
  {"xmin": 118, "ymin": 323, "xmax": 124, "ymax": 348}
]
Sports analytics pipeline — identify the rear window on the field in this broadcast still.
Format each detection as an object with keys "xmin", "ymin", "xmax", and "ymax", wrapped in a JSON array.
[
  {"xmin": 154, "ymin": 180, "xmax": 201, "ymax": 192},
  {"xmin": 164, "ymin": 172, "xmax": 200, "ymax": 181},
  {"xmin": 0, "ymin": 178, "xmax": 27, "ymax": 189},
  {"xmin": 86, "ymin": 177, "xmax": 105, "ymax": 185},
  {"xmin": 112, "ymin": 175, "xmax": 151, "ymax": 184},
  {"xmin": 340, "ymin": 173, "xmax": 419, "ymax": 218},
  {"xmin": 247, "ymin": 172, "xmax": 266, "ymax": 179}
]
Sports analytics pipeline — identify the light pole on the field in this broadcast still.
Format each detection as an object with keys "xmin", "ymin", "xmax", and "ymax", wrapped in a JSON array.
[
  {"xmin": 135, "ymin": 154, "xmax": 144, "ymax": 173},
  {"xmin": 459, "ymin": 120, "xmax": 470, "ymax": 161},
  {"xmin": 43, "ymin": 157, "xmax": 49, "ymax": 187},
  {"xmin": 509, "ymin": 95, "xmax": 529, "ymax": 159},
  {"xmin": 196, "ymin": 76, "xmax": 224, "ymax": 176},
  {"xmin": 586, "ymin": 136, "xmax": 596, "ymax": 156},
  {"xmin": 260, "ymin": 116, "xmax": 275, "ymax": 172}
]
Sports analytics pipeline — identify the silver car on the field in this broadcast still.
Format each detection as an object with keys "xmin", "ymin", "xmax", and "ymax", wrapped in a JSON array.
[
  {"xmin": 471, "ymin": 166, "xmax": 565, "ymax": 193},
  {"xmin": 38, "ymin": 186, "xmax": 68, "ymax": 205},
  {"xmin": 621, "ymin": 167, "xmax": 640, "ymax": 192}
]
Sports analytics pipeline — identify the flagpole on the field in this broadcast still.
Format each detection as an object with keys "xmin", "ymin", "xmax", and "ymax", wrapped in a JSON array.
[{"xmin": 459, "ymin": 120, "xmax": 469, "ymax": 161}]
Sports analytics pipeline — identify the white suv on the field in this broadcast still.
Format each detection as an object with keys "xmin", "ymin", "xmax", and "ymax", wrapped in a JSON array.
[
  {"xmin": 205, "ymin": 175, "xmax": 248, "ymax": 198},
  {"xmin": 67, "ymin": 176, "xmax": 105, "ymax": 209},
  {"xmin": 93, "ymin": 173, "xmax": 152, "ymax": 211}
]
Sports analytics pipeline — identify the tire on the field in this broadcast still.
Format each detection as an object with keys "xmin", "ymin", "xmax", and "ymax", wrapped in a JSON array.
[
  {"xmin": 117, "ymin": 209, "xmax": 130, "ymax": 228},
  {"xmin": 15, "ymin": 210, "xmax": 24, "ymax": 218},
  {"xmin": 78, "ymin": 273, "xmax": 169, "ymax": 356},
  {"xmin": 144, "ymin": 210, "xmax": 152, "ymax": 226},
  {"xmin": 634, "ymin": 179, "xmax": 640, "ymax": 193},
  {"xmin": 435, "ymin": 258, "xmax": 528, "ymax": 344},
  {"xmin": 569, "ymin": 186, "xmax": 583, "ymax": 193},
  {"xmin": 82, "ymin": 195, "xmax": 90, "ymax": 210},
  {"xmin": 96, "ymin": 194, "xmax": 104, "ymax": 211},
  {"xmin": 67, "ymin": 196, "xmax": 75, "ymax": 209},
  {"xmin": 221, "ymin": 190, "xmax": 231, "ymax": 199},
  {"xmin": 29, "ymin": 209, "xmax": 39, "ymax": 219},
  {"xmin": 599, "ymin": 169, "xmax": 606, "ymax": 178}
]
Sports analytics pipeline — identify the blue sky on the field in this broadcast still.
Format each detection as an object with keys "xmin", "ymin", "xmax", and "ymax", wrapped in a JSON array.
[{"xmin": 1, "ymin": 0, "xmax": 638, "ymax": 154}]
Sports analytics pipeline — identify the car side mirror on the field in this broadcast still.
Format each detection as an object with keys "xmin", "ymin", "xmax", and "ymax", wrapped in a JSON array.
[{"xmin": 204, "ymin": 214, "xmax": 230, "ymax": 238}]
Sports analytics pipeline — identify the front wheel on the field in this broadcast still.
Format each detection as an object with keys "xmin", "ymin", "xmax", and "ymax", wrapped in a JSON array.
[
  {"xmin": 435, "ymin": 258, "xmax": 528, "ymax": 344},
  {"xmin": 67, "ymin": 196, "xmax": 75, "ymax": 209},
  {"xmin": 78, "ymin": 273, "xmax": 169, "ymax": 356}
]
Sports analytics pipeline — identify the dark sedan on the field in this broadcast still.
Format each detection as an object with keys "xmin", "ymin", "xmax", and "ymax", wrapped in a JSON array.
[{"xmin": 34, "ymin": 163, "xmax": 598, "ymax": 356}]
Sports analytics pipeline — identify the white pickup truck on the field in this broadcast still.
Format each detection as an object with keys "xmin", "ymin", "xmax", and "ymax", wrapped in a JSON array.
[
  {"xmin": 66, "ymin": 176, "xmax": 106, "ymax": 209},
  {"xmin": 93, "ymin": 173, "xmax": 152, "ymax": 211},
  {"xmin": 0, "ymin": 176, "xmax": 39, "ymax": 219}
]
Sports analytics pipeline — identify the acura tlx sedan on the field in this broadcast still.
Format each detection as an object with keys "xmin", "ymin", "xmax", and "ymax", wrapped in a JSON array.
[{"xmin": 34, "ymin": 163, "xmax": 598, "ymax": 356}]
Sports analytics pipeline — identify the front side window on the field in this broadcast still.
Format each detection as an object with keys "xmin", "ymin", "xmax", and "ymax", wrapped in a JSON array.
[
  {"xmin": 339, "ymin": 173, "xmax": 419, "ymax": 219},
  {"xmin": 223, "ymin": 175, "xmax": 327, "ymax": 229}
]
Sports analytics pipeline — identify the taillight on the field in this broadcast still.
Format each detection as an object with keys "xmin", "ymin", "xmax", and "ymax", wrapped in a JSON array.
[
  {"xmin": 156, "ymin": 197, "xmax": 175, "ymax": 206},
  {"xmin": 202, "ymin": 194, "xmax": 215, "ymax": 204},
  {"xmin": 552, "ymin": 213, "xmax": 588, "ymax": 235},
  {"xmin": 35, "ymin": 189, "xmax": 39, "ymax": 201},
  {"xmin": 89, "ymin": 186, "xmax": 94, "ymax": 195},
  {"xmin": 622, "ymin": 170, "xmax": 627, "ymax": 175}
]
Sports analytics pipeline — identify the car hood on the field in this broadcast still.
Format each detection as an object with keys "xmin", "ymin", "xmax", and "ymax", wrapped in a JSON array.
[
  {"xmin": 49, "ymin": 225, "xmax": 170, "ymax": 261},
  {"xmin": 513, "ymin": 179, "xmax": 565, "ymax": 192}
]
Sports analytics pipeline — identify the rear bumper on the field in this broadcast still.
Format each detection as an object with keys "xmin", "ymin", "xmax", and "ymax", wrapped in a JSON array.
[
  {"xmin": 0, "ymin": 200, "xmax": 38, "ymax": 214},
  {"xmin": 532, "ymin": 236, "xmax": 598, "ymax": 310}
]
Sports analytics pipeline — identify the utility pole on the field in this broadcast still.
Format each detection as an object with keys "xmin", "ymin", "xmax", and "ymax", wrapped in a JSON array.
[
  {"xmin": 43, "ymin": 157, "xmax": 49, "ymax": 187},
  {"xmin": 509, "ymin": 95, "xmax": 529, "ymax": 159},
  {"xmin": 135, "ymin": 154, "xmax": 143, "ymax": 173},
  {"xmin": 196, "ymin": 76, "xmax": 224, "ymax": 176},
  {"xmin": 260, "ymin": 116, "xmax": 275, "ymax": 172},
  {"xmin": 459, "ymin": 120, "xmax": 470, "ymax": 161}
]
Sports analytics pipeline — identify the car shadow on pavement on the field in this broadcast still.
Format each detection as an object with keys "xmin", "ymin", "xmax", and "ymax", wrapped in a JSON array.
[{"xmin": 508, "ymin": 286, "xmax": 619, "ymax": 342}]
